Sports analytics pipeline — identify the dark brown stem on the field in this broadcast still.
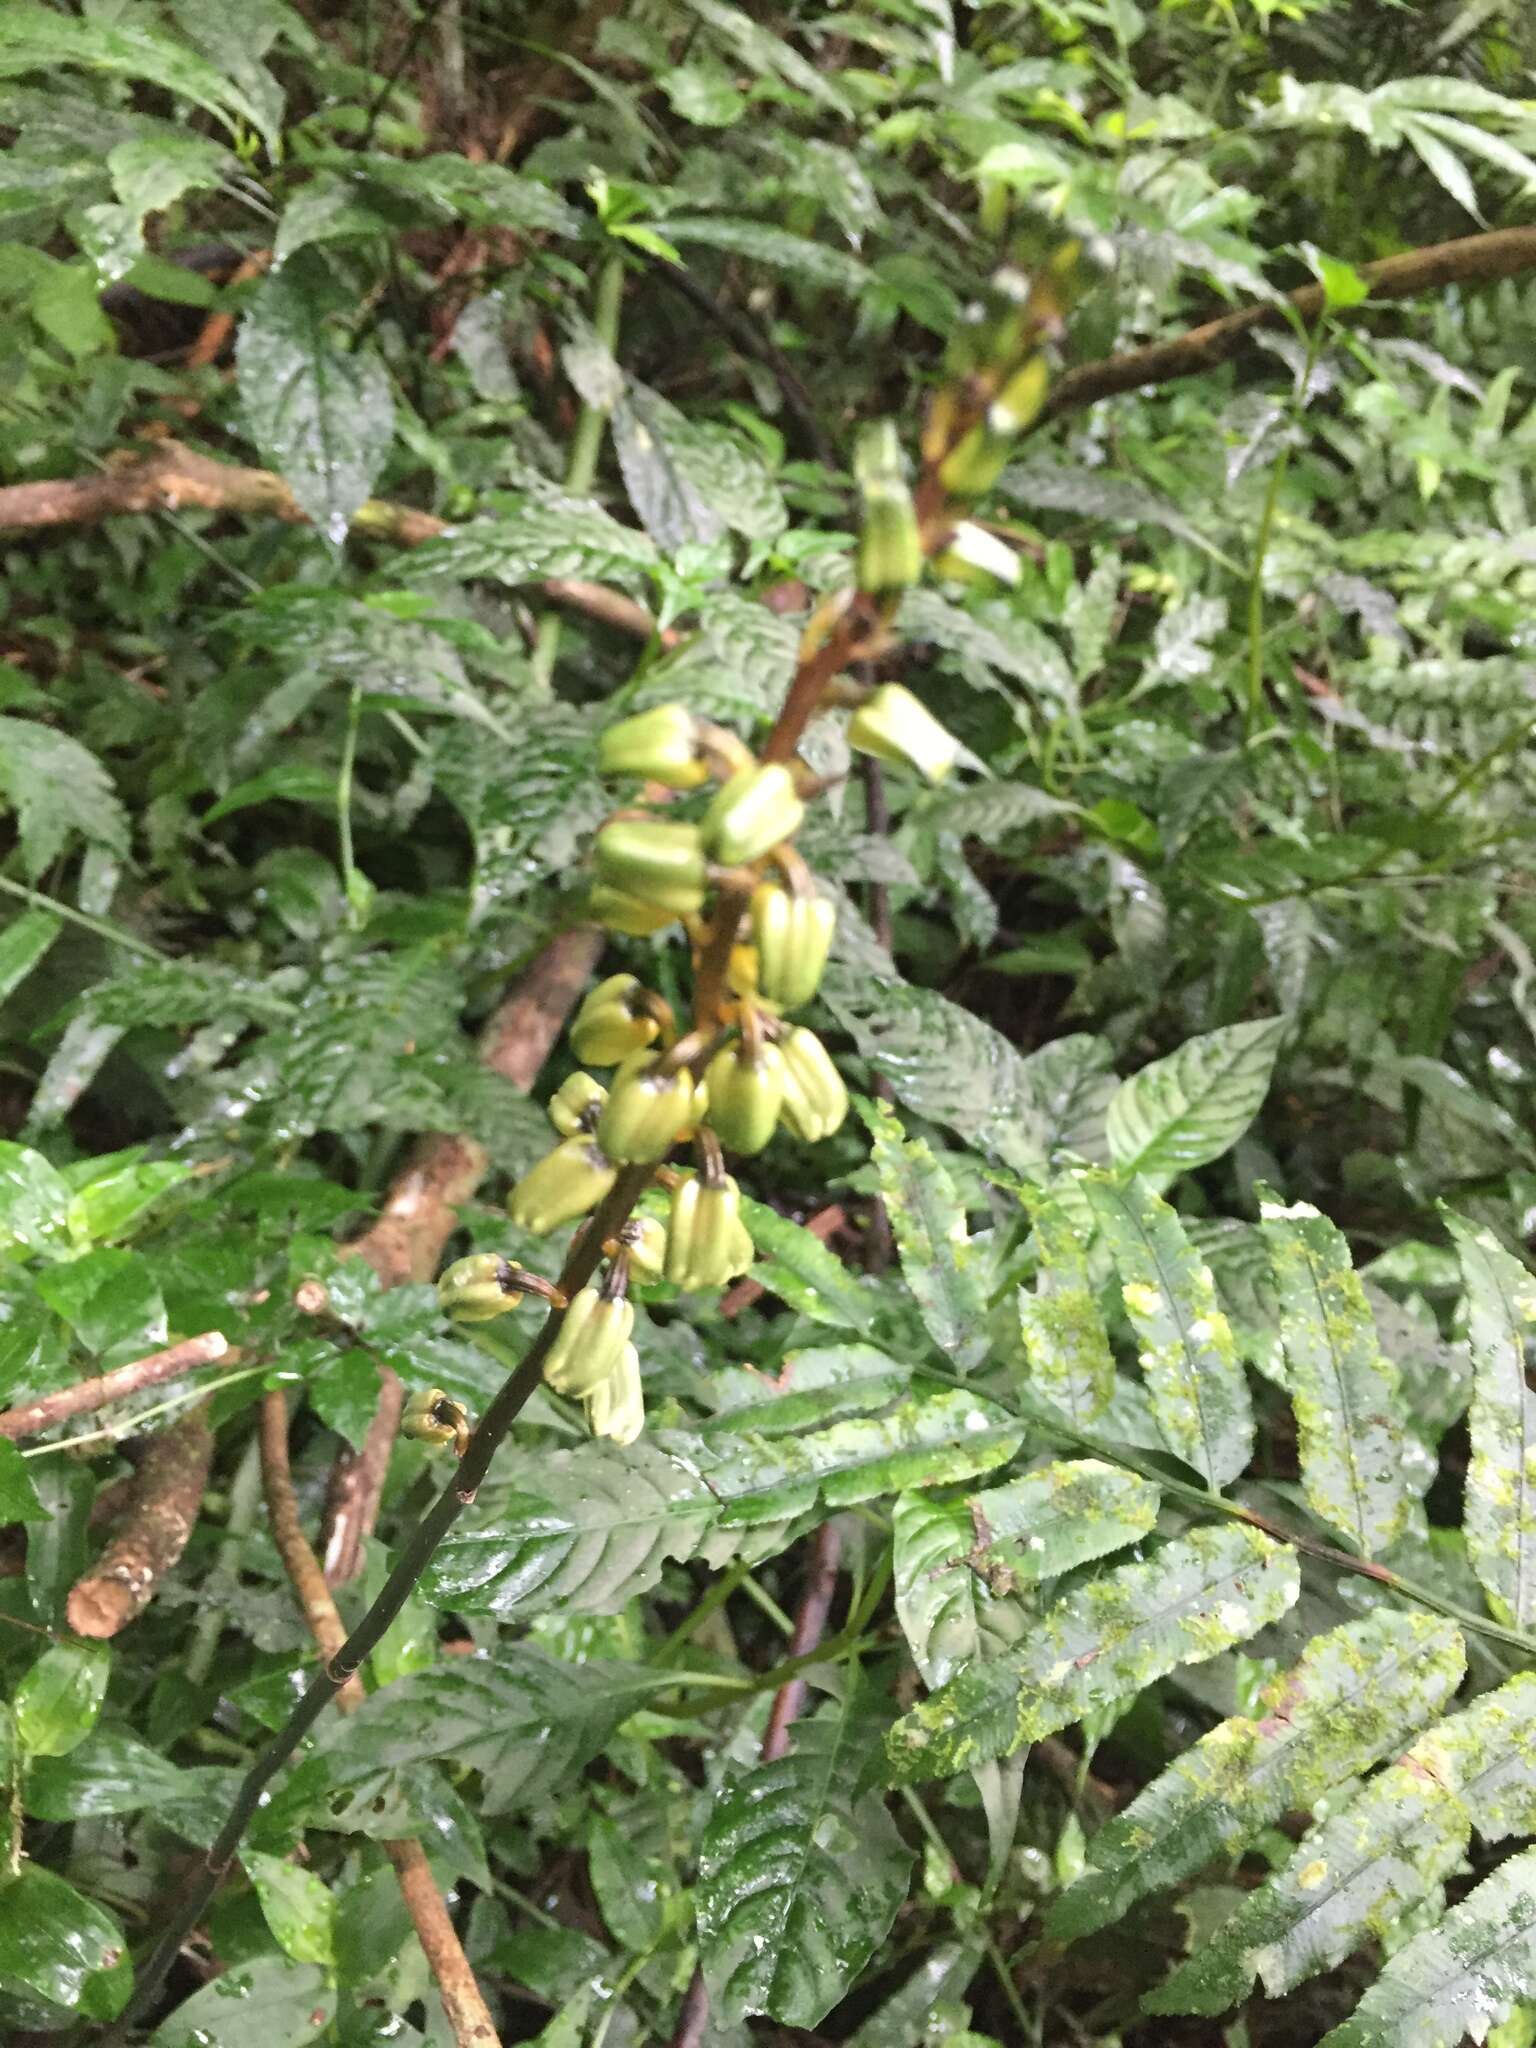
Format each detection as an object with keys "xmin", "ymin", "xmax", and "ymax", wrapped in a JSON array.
[
  {"xmin": 0, "ymin": 1332, "xmax": 231, "ymax": 1440},
  {"xmin": 66, "ymin": 1405, "xmax": 215, "ymax": 1639},
  {"xmin": 259, "ymin": 1391, "xmax": 502, "ymax": 2048},
  {"xmin": 668, "ymin": 1519, "xmax": 844, "ymax": 2046}
]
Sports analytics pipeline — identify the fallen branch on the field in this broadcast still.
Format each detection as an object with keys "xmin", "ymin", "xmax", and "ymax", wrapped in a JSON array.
[
  {"xmin": 1045, "ymin": 224, "xmax": 1536, "ymax": 419},
  {"xmin": 319, "ymin": 928, "xmax": 604, "ymax": 1584},
  {"xmin": 259, "ymin": 1391, "xmax": 502, "ymax": 2048},
  {"xmin": 0, "ymin": 1331, "xmax": 230, "ymax": 1440},
  {"xmin": 669, "ymin": 1519, "xmax": 844, "ymax": 2048},
  {"xmin": 0, "ymin": 442, "xmax": 660, "ymax": 643},
  {"xmin": 66, "ymin": 1404, "xmax": 215, "ymax": 1639}
]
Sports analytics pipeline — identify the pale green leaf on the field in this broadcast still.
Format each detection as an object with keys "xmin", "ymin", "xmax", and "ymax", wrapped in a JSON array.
[
  {"xmin": 696, "ymin": 1689, "xmax": 913, "ymax": 2027},
  {"xmin": 1446, "ymin": 1217, "xmax": 1536, "ymax": 1628},
  {"xmin": 1107, "ymin": 1019, "xmax": 1285, "ymax": 1191},
  {"xmin": 886, "ymin": 1525, "xmax": 1298, "ymax": 1782},
  {"xmin": 859, "ymin": 1099, "xmax": 989, "ymax": 1370},
  {"xmin": 1016, "ymin": 1177, "xmax": 1116, "ymax": 1425},
  {"xmin": 1084, "ymin": 1173, "xmax": 1254, "ymax": 1489},
  {"xmin": 406, "ymin": 491, "xmax": 660, "ymax": 589},
  {"xmin": 1259, "ymin": 1195, "xmax": 1414, "ymax": 1556},
  {"xmin": 244, "ymin": 1850, "xmax": 335, "ymax": 1968},
  {"xmin": 13, "ymin": 1641, "xmax": 111, "ymax": 1759},
  {"xmin": 1051, "ymin": 1610, "xmax": 1464, "ymax": 1939},
  {"xmin": 0, "ymin": 718, "xmax": 128, "ymax": 878}
]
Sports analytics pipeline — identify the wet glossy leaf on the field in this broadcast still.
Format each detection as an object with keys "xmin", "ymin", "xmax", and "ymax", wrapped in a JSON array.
[
  {"xmin": 0, "ymin": 1437, "xmax": 46, "ymax": 1522},
  {"xmin": 152, "ymin": 1956, "xmax": 335, "ymax": 2046},
  {"xmin": 1016, "ymin": 1178, "xmax": 1116, "ymax": 1425},
  {"xmin": 24, "ymin": 1727, "xmax": 192, "ymax": 1820},
  {"xmin": 696, "ymin": 1688, "xmax": 913, "ymax": 2026},
  {"xmin": 892, "ymin": 1491, "xmax": 1027, "ymax": 1691},
  {"xmin": 1446, "ymin": 1217, "xmax": 1536, "ymax": 1629},
  {"xmin": 1051, "ymin": 1610, "xmax": 1464, "ymax": 1940},
  {"xmin": 237, "ymin": 251, "xmax": 394, "ymax": 543},
  {"xmin": 244, "ymin": 1851, "xmax": 336, "ymax": 1968},
  {"xmin": 1084, "ymin": 1173, "xmax": 1254, "ymax": 1488},
  {"xmin": 886, "ymin": 1525, "xmax": 1297, "ymax": 1783},
  {"xmin": 1259, "ymin": 1195, "xmax": 1413, "ymax": 1556},
  {"xmin": 421, "ymin": 1439, "xmax": 718, "ymax": 1618},
  {"xmin": 1107, "ymin": 1019, "xmax": 1284, "ymax": 1191},
  {"xmin": 588, "ymin": 1810, "xmax": 667, "ymax": 1953},
  {"xmin": 1316, "ymin": 1844, "xmax": 1536, "ymax": 2048},
  {"xmin": 14, "ymin": 1639, "xmax": 111, "ymax": 1758},
  {"xmin": 0, "ymin": 1864, "xmax": 127, "ymax": 2019},
  {"xmin": 859, "ymin": 1099, "xmax": 989, "ymax": 1370}
]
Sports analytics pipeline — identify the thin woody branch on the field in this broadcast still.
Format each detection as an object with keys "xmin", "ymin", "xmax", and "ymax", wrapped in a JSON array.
[
  {"xmin": 0, "ymin": 441, "xmax": 661, "ymax": 644},
  {"xmin": 0, "ymin": 1330, "xmax": 230, "ymax": 1440},
  {"xmin": 1044, "ymin": 224, "xmax": 1536, "ymax": 419},
  {"xmin": 66, "ymin": 1404, "xmax": 215, "ymax": 1639},
  {"xmin": 259, "ymin": 1392, "xmax": 502, "ymax": 2048}
]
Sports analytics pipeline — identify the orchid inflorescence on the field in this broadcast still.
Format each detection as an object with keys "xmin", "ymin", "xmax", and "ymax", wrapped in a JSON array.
[{"xmin": 424, "ymin": 238, "xmax": 1087, "ymax": 1451}]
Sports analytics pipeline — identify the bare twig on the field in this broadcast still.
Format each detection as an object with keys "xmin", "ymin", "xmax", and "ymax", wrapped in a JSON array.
[
  {"xmin": 185, "ymin": 250, "xmax": 272, "ymax": 370},
  {"xmin": 1044, "ymin": 224, "xmax": 1536, "ymax": 420},
  {"xmin": 259, "ymin": 1392, "xmax": 502, "ymax": 2047},
  {"xmin": 669, "ymin": 1520, "xmax": 844, "ymax": 2047},
  {"xmin": 0, "ymin": 1331, "xmax": 230, "ymax": 1441},
  {"xmin": 66, "ymin": 1405, "xmax": 215, "ymax": 1639},
  {"xmin": 319, "ymin": 929, "xmax": 604, "ymax": 1585},
  {"xmin": 0, "ymin": 443, "xmax": 661, "ymax": 643}
]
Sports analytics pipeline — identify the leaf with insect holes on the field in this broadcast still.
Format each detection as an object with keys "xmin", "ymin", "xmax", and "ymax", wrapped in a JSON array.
[{"xmin": 886, "ymin": 1524, "xmax": 1297, "ymax": 1783}]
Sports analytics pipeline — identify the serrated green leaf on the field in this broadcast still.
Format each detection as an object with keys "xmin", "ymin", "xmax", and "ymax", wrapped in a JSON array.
[
  {"xmin": 1317, "ymin": 1844, "xmax": 1536, "ymax": 2048},
  {"xmin": 237, "ymin": 251, "xmax": 395, "ymax": 542},
  {"xmin": 0, "ymin": 718, "xmax": 128, "ymax": 877},
  {"xmin": 1107, "ymin": 1019, "xmax": 1284, "ymax": 1191},
  {"xmin": 738, "ymin": 1197, "xmax": 878, "ymax": 1332},
  {"xmin": 0, "ymin": 1864, "xmax": 128, "ymax": 2019},
  {"xmin": 696, "ymin": 1689, "xmax": 913, "ymax": 2026},
  {"xmin": 1084, "ymin": 1173, "xmax": 1254, "ymax": 1489},
  {"xmin": 1016, "ymin": 1178, "xmax": 1116, "ymax": 1425},
  {"xmin": 1446, "ymin": 1217, "xmax": 1536, "ymax": 1629},
  {"xmin": 886, "ymin": 1525, "xmax": 1297, "ymax": 1783},
  {"xmin": 859, "ymin": 1099, "xmax": 988, "ymax": 1370},
  {"xmin": 421, "ymin": 1439, "xmax": 718, "ymax": 1618},
  {"xmin": 14, "ymin": 1640, "xmax": 110, "ymax": 1759},
  {"xmin": 1051, "ymin": 1609, "xmax": 1464, "ymax": 1940},
  {"xmin": 630, "ymin": 596, "xmax": 801, "ymax": 725},
  {"xmin": 1151, "ymin": 1669, "xmax": 1536, "ymax": 2017},
  {"xmin": 1259, "ymin": 1194, "xmax": 1414, "ymax": 1556},
  {"xmin": 405, "ymin": 491, "xmax": 660, "ymax": 590},
  {"xmin": 660, "ymin": 216, "xmax": 870, "ymax": 293}
]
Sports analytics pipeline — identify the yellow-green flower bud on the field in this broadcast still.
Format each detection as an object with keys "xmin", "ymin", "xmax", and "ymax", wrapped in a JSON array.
[
  {"xmin": 992, "ymin": 353, "xmax": 1050, "ymax": 435},
  {"xmin": 589, "ymin": 885, "xmax": 676, "ymax": 936},
  {"xmin": 543, "ymin": 1285, "xmax": 634, "ymax": 1398},
  {"xmin": 932, "ymin": 521, "xmax": 1022, "ymax": 590},
  {"xmin": 598, "ymin": 703, "xmax": 708, "ymax": 790},
  {"xmin": 508, "ymin": 1137, "xmax": 617, "ymax": 1234},
  {"xmin": 665, "ymin": 1173, "xmax": 754, "ymax": 1291},
  {"xmin": 620, "ymin": 1214, "xmax": 667, "ymax": 1279},
  {"xmin": 855, "ymin": 420, "xmax": 921, "ymax": 596},
  {"xmin": 596, "ymin": 1050, "xmax": 697, "ymax": 1164},
  {"xmin": 703, "ymin": 1040, "xmax": 786, "ymax": 1157},
  {"xmin": 847, "ymin": 683, "xmax": 959, "ymax": 784},
  {"xmin": 401, "ymin": 1387, "xmax": 471, "ymax": 1453},
  {"xmin": 437, "ymin": 1252, "xmax": 527, "ymax": 1322},
  {"xmin": 549, "ymin": 1072, "xmax": 607, "ymax": 1138},
  {"xmin": 937, "ymin": 420, "xmax": 1012, "ymax": 498},
  {"xmin": 595, "ymin": 818, "xmax": 707, "ymax": 914},
  {"xmin": 704, "ymin": 764, "xmax": 805, "ymax": 867},
  {"xmin": 778, "ymin": 1026, "xmax": 849, "ymax": 1143},
  {"xmin": 571, "ymin": 975, "xmax": 660, "ymax": 1067},
  {"xmin": 586, "ymin": 1342, "xmax": 645, "ymax": 1445},
  {"xmin": 750, "ymin": 883, "xmax": 836, "ymax": 1010}
]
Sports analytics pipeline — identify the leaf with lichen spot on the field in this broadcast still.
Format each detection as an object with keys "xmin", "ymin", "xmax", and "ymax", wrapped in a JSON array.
[
  {"xmin": 1084, "ymin": 1172, "xmax": 1254, "ymax": 1488},
  {"xmin": 1016, "ymin": 1177, "xmax": 1116, "ymax": 1424},
  {"xmin": 1153, "ymin": 1669, "xmax": 1536, "ymax": 2017},
  {"xmin": 1314, "ymin": 1843, "xmax": 1536, "ymax": 2048},
  {"xmin": 859, "ymin": 1098, "xmax": 990, "ymax": 1371},
  {"xmin": 892, "ymin": 1491, "xmax": 1027, "ymax": 1690},
  {"xmin": 1446, "ymin": 1215, "xmax": 1536, "ymax": 1628},
  {"xmin": 1051, "ymin": 1609, "xmax": 1464, "ymax": 1940},
  {"xmin": 885, "ymin": 1524, "xmax": 1297, "ymax": 1784},
  {"xmin": 1259, "ymin": 1193, "xmax": 1414, "ymax": 1557},
  {"xmin": 965, "ymin": 1460, "xmax": 1160, "ymax": 1597}
]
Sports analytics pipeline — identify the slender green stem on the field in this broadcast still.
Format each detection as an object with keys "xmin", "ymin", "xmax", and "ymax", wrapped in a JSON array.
[
  {"xmin": 0, "ymin": 874, "xmax": 166, "ymax": 961},
  {"xmin": 530, "ymin": 253, "xmax": 626, "ymax": 689},
  {"xmin": 337, "ymin": 681, "xmax": 364, "ymax": 926},
  {"xmin": 653, "ymin": 1559, "xmax": 753, "ymax": 1663},
  {"xmin": 736, "ymin": 1569, "xmax": 795, "ymax": 1638}
]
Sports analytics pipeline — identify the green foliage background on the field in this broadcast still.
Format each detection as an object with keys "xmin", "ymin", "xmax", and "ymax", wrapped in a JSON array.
[{"xmin": 5, "ymin": 0, "xmax": 1536, "ymax": 2042}]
